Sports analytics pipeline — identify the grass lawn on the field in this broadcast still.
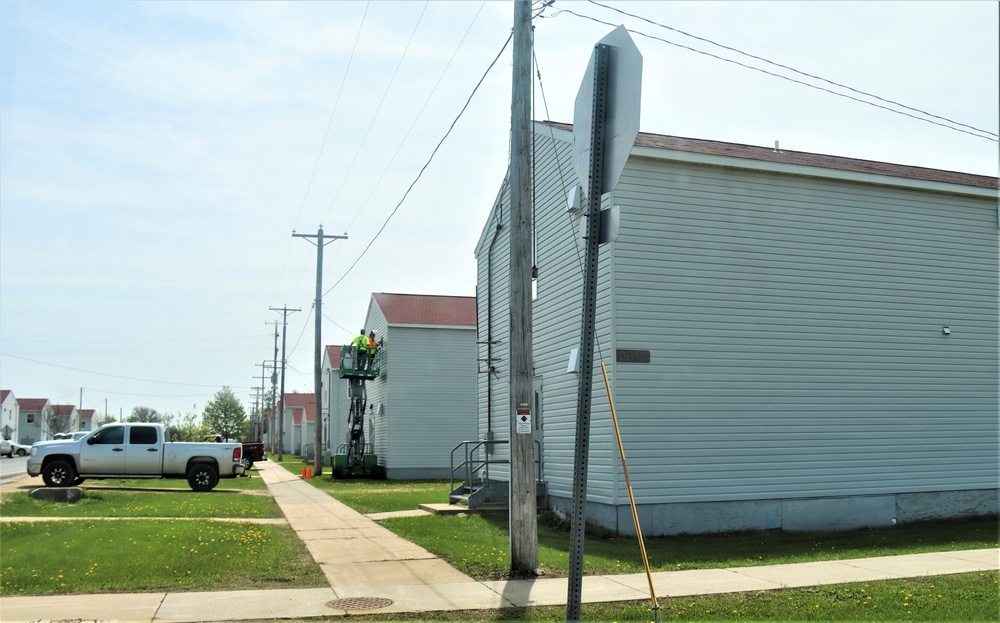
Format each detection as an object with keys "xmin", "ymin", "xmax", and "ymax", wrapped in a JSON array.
[
  {"xmin": 274, "ymin": 458, "xmax": 999, "ymax": 581},
  {"xmin": 0, "ymin": 489, "xmax": 282, "ymax": 519},
  {"xmin": 273, "ymin": 455, "xmax": 452, "ymax": 513},
  {"xmin": 0, "ymin": 466, "xmax": 323, "ymax": 596},
  {"xmin": 382, "ymin": 513, "xmax": 998, "ymax": 580},
  {"xmin": 0, "ymin": 519, "xmax": 325, "ymax": 596},
  {"xmin": 248, "ymin": 572, "xmax": 999, "ymax": 622},
  {"xmin": 73, "ymin": 471, "xmax": 270, "ymax": 490}
]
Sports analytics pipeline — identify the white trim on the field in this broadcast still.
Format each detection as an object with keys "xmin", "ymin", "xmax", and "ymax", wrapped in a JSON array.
[{"xmin": 629, "ymin": 146, "xmax": 996, "ymax": 199}]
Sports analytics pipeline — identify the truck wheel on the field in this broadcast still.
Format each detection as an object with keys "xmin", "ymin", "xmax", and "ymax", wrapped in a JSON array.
[
  {"xmin": 42, "ymin": 459, "xmax": 77, "ymax": 487},
  {"xmin": 240, "ymin": 456, "xmax": 254, "ymax": 470},
  {"xmin": 15, "ymin": 448, "xmax": 27, "ymax": 457},
  {"xmin": 333, "ymin": 465, "xmax": 344, "ymax": 479},
  {"xmin": 187, "ymin": 464, "xmax": 219, "ymax": 492}
]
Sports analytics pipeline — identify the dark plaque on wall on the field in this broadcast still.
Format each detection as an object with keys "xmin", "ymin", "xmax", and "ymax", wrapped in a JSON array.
[{"xmin": 616, "ymin": 349, "xmax": 650, "ymax": 363}]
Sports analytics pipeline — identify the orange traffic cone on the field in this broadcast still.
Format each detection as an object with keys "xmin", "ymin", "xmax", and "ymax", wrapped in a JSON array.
[
  {"xmin": 306, "ymin": 467, "xmax": 313, "ymax": 479},
  {"xmin": 301, "ymin": 466, "xmax": 307, "ymax": 478}
]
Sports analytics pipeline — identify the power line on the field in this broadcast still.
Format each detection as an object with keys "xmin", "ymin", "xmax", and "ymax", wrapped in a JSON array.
[
  {"xmin": 294, "ymin": 1, "xmax": 371, "ymax": 231},
  {"xmin": 324, "ymin": 30, "xmax": 515, "ymax": 296},
  {"xmin": 585, "ymin": 0, "xmax": 997, "ymax": 140},
  {"xmin": 551, "ymin": 4, "xmax": 997, "ymax": 142},
  {"xmin": 270, "ymin": 3, "xmax": 370, "ymax": 312},
  {"xmin": 2, "ymin": 334, "xmax": 270, "ymax": 344},
  {"xmin": 320, "ymin": 1, "xmax": 431, "ymax": 227},
  {"xmin": 338, "ymin": 1, "xmax": 488, "ymax": 237},
  {"xmin": 1, "ymin": 353, "xmax": 251, "ymax": 389}
]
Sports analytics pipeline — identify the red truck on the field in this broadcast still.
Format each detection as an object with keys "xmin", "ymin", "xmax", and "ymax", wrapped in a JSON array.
[
  {"xmin": 241, "ymin": 441, "xmax": 266, "ymax": 470},
  {"xmin": 206, "ymin": 434, "xmax": 266, "ymax": 471}
]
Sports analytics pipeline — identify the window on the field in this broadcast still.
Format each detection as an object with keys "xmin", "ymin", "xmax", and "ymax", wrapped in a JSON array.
[
  {"xmin": 91, "ymin": 426, "xmax": 124, "ymax": 445},
  {"xmin": 129, "ymin": 426, "xmax": 158, "ymax": 445},
  {"xmin": 26, "ymin": 414, "xmax": 34, "ymax": 423}
]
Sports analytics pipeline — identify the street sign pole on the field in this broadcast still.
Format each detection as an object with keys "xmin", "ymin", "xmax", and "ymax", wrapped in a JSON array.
[
  {"xmin": 567, "ymin": 25, "xmax": 641, "ymax": 623},
  {"xmin": 566, "ymin": 42, "xmax": 609, "ymax": 623}
]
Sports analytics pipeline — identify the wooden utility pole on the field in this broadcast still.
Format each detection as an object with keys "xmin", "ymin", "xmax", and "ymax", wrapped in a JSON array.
[
  {"xmin": 293, "ymin": 226, "xmax": 347, "ymax": 476},
  {"xmin": 266, "ymin": 321, "xmax": 280, "ymax": 453},
  {"xmin": 269, "ymin": 306, "xmax": 300, "ymax": 462},
  {"xmin": 508, "ymin": 0, "xmax": 538, "ymax": 575}
]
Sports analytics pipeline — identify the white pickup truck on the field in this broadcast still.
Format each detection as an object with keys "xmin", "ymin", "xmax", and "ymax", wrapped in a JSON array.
[{"xmin": 27, "ymin": 422, "xmax": 244, "ymax": 491}]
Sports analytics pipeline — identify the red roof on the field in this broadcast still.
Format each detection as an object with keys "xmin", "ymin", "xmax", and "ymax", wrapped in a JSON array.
[
  {"xmin": 52, "ymin": 405, "xmax": 75, "ymax": 416},
  {"xmin": 373, "ymin": 293, "xmax": 476, "ymax": 327},
  {"xmin": 325, "ymin": 345, "xmax": 343, "ymax": 366},
  {"xmin": 18, "ymin": 398, "xmax": 48, "ymax": 410},
  {"xmin": 79, "ymin": 409, "xmax": 95, "ymax": 420},
  {"xmin": 0, "ymin": 390, "xmax": 11, "ymax": 402},
  {"xmin": 542, "ymin": 121, "xmax": 997, "ymax": 190},
  {"xmin": 284, "ymin": 393, "xmax": 315, "ymax": 423}
]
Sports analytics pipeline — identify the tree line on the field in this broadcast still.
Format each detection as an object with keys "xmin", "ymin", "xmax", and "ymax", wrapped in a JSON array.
[{"xmin": 73, "ymin": 387, "xmax": 253, "ymax": 442}]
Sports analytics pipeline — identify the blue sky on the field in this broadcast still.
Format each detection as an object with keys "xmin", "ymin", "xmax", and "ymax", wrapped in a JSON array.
[{"xmin": 1, "ymin": 1, "xmax": 996, "ymax": 419}]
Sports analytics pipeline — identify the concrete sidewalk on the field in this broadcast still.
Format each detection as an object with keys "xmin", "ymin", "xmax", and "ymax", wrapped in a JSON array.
[{"xmin": 1, "ymin": 461, "xmax": 996, "ymax": 622}]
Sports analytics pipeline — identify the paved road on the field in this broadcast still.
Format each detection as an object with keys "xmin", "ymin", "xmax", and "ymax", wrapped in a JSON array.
[{"xmin": 0, "ymin": 455, "xmax": 28, "ymax": 481}]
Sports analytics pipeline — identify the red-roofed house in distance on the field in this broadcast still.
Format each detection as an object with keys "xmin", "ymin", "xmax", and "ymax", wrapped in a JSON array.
[
  {"xmin": 48, "ymin": 405, "xmax": 77, "ymax": 438},
  {"xmin": 328, "ymin": 293, "xmax": 477, "ymax": 479},
  {"xmin": 16, "ymin": 398, "xmax": 49, "ymax": 445},
  {"xmin": 280, "ymin": 392, "xmax": 315, "ymax": 456},
  {"xmin": 1, "ymin": 390, "xmax": 18, "ymax": 442},
  {"xmin": 78, "ymin": 409, "xmax": 96, "ymax": 432},
  {"xmin": 319, "ymin": 345, "xmax": 349, "ymax": 462}
]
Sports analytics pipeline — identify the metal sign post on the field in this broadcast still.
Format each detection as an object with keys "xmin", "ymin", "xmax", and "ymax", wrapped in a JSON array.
[{"xmin": 567, "ymin": 25, "xmax": 641, "ymax": 623}]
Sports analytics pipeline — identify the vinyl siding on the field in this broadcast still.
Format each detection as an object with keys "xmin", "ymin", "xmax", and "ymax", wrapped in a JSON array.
[
  {"xmin": 610, "ymin": 156, "xmax": 998, "ymax": 503},
  {"xmin": 476, "ymin": 190, "xmax": 513, "ymax": 472},
  {"xmin": 322, "ymin": 352, "xmax": 350, "ymax": 455},
  {"xmin": 366, "ymin": 301, "xmax": 477, "ymax": 476},
  {"xmin": 476, "ymin": 123, "xmax": 998, "ymax": 516},
  {"xmin": 364, "ymin": 306, "xmax": 389, "ymax": 462}
]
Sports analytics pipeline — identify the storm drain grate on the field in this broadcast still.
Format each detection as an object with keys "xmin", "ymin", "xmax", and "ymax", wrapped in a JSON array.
[{"xmin": 326, "ymin": 597, "xmax": 394, "ymax": 611}]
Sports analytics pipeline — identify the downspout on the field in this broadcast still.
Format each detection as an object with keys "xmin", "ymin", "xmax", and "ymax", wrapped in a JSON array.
[{"xmin": 485, "ymin": 211, "xmax": 503, "ymax": 442}]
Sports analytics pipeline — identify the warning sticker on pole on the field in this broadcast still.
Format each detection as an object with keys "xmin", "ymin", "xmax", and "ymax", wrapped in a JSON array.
[{"xmin": 516, "ymin": 406, "xmax": 531, "ymax": 434}]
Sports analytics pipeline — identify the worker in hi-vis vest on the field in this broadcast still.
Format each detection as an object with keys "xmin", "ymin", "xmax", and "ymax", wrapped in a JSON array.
[
  {"xmin": 366, "ymin": 331, "xmax": 380, "ymax": 368},
  {"xmin": 352, "ymin": 330, "xmax": 369, "ymax": 371}
]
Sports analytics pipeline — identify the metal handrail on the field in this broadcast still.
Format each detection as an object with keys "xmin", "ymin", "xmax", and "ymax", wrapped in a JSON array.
[{"xmin": 449, "ymin": 439, "xmax": 542, "ymax": 502}]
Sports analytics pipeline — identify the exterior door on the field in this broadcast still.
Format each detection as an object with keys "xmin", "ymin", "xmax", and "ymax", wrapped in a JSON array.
[
  {"xmin": 79, "ymin": 425, "xmax": 126, "ymax": 473},
  {"xmin": 126, "ymin": 425, "xmax": 161, "ymax": 475}
]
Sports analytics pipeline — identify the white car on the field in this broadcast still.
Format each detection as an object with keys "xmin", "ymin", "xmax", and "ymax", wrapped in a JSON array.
[
  {"xmin": 1, "ymin": 439, "xmax": 32, "ymax": 457},
  {"xmin": 53, "ymin": 432, "xmax": 89, "ymax": 441}
]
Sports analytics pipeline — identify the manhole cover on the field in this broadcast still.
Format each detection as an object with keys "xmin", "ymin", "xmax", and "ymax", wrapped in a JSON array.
[{"xmin": 326, "ymin": 597, "xmax": 394, "ymax": 611}]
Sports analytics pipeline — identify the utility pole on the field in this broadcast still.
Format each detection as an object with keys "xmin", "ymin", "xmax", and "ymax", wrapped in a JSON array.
[
  {"xmin": 509, "ymin": 0, "xmax": 538, "ymax": 575},
  {"xmin": 254, "ymin": 362, "xmax": 272, "ymax": 442},
  {"xmin": 293, "ymin": 226, "xmax": 347, "ymax": 476},
  {"xmin": 269, "ymin": 306, "xmax": 300, "ymax": 461},
  {"xmin": 266, "ymin": 321, "xmax": 280, "ymax": 454}
]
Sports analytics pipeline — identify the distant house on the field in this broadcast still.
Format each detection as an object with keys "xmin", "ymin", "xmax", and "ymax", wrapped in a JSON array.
[
  {"xmin": 47, "ymin": 405, "xmax": 77, "ymax": 439},
  {"xmin": 361, "ymin": 292, "xmax": 478, "ymax": 479},
  {"xmin": 475, "ymin": 121, "xmax": 998, "ymax": 535},
  {"xmin": 321, "ymin": 345, "xmax": 350, "ymax": 460},
  {"xmin": 282, "ymin": 392, "xmax": 315, "ymax": 456},
  {"xmin": 1, "ymin": 390, "xmax": 17, "ymax": 441},
  {"xmin": 16, "ymin": 398, "xmax": 48, "ymax": 445},
  {"xmin": 78, "ymin": 409, "xmax": 95, "ymax": 431}
]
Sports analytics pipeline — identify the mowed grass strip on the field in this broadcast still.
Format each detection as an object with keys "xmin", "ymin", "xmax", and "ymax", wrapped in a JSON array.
[
  {"xmin": 0, "ymin": 519, "xmax": 325, "ymax": 596},
  {"xmin": 274, "ymin": 456, "xmax": 999, "ymax": 580},
  {"xmin": 0, "ymin": 489, "xmax": 282, "ymax": 519},
  {"xmin": 295, "ymin": 572, "xmax": 999, "ymax": 622},
  {"xmin": 273, "ymin": 456, "xmax": 450, "ymax": 514},
  {"xmin": 74, "ymin": 472, "xmax": 269, "ymax": 490},
  {"xmin": 381, "ymin": 513, "xmax": 998, "ymax": 580}
]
